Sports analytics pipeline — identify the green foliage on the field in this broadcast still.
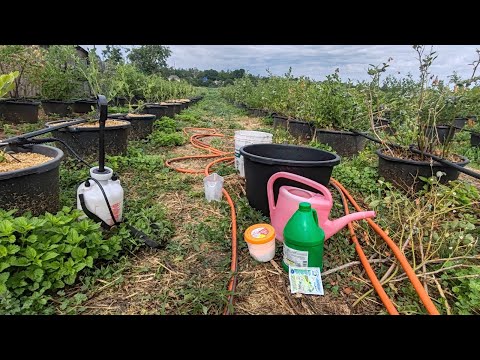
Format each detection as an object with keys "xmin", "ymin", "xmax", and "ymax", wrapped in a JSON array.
[
  {"xmin": 0, "ymin": 207, "xmax": 126, "ymax": 314},
  {"xmin": 442, "ymin": 266, "xmax": 480, "ymax": 315},
  {"xmin": 0, "ymin": 71, "xmax": 19, "ymax": 98},
  {"xmin": 40, "ymin": 45, "xmax": 83, "ymax": 101},
  {"xmin": 0, "ymin": 45, "xmax": 45, "ymax": 98},
  {"xmin": 127, "ymin": 45, "xmax": 172, "ymax": 75},
  {"xmin": 149, "ymin": 132, "xmax": 186, "ymax": 147}
]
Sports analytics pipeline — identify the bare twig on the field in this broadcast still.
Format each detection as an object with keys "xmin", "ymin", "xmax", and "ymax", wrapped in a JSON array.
[
  {"xmin": 432, "ymin": 275, "xmax": 450, "ymax": 315},
  {"xmin": 322, "ymin": 258, "xmax": 390, "ymax": 277}
]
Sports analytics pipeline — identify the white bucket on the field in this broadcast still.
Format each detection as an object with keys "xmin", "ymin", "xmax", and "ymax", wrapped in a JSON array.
[{"xmin": 234, "ymin": 130, "xmax": 273, "ymax": 178}]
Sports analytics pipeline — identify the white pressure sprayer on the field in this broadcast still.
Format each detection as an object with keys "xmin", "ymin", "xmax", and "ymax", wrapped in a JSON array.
[{"xmin": 76, "ymin": 95, "xmax": 124, "ymax": 227}]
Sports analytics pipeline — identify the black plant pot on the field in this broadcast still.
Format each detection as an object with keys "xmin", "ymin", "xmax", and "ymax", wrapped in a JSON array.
[
  {"xmin": 0, "ymin": 144, "xmax": 64, "ymax": 215},
  {"xmin": 72, "ymin": 99, "xmax": 97, "ymax": 114},
  {"xmin": 247, "ymin": 108, "xmax": 269, "ymax": 117},
  {"xmin": 143, "ymin": 104, "xmax": 168, "ymax": 119},
  {"xmin": 453, "ymin": 117, "xmax": 468, "ymax": 130},
  {"xmin": 41, "ymin": 100, "xmax": 73, "ymax": 117},
  {"xmin": 240, "ymin": 143, "xmax": 341, "ymax": 217},
  {"xmin": 45, "ymin": 119, "xmax": 131, "ymax": 160},
  {"xmin": 125, "ymin": 114, "xmax": 157, "ymax": 140},
  {"xmin": 167, "ymin": 103, "xmax": 182, "ymax": 115},
  {"xmin": 0, "ymin": 99, "xmax": 40, "ymax": 124},
  {"xmin": 376, "ymin": 148, "xmax": 469, "ymax": 193},
  {"xmin": 314, "ymin": 129, "xmax": 367, "ymax": 157},
  {"xmin": 471, "ymin": 132, "xmax": 480, "ymax": 147},
  {"xmin": 272, "ymin": 113, "xmax": 288, "ymax": 130},
  {"xmin": 160, "ymin": 104, "xmax": 177, "ymax": 118},
  {"xmin": 288, "ymin": 119, "xmax": 313, "ymax": 140},
  {"xmin": 424, "ymin": 125, "xmax": 456, "ymax": 144}
]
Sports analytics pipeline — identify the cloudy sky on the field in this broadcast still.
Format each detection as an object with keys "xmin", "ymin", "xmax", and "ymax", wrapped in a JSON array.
[{"xmin": 81, "ymin": 45, "xmax": 480, "ymax": 83}]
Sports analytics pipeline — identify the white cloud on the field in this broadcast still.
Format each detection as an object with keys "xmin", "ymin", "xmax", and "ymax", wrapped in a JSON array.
[{"xmin": 81, "ymin": 45, "xmax": 480, "ymax": 82}]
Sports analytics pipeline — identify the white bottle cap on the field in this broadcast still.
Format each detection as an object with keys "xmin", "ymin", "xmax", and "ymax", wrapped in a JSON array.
[{"xmin": 90, "ymin": 166, "xmax": 113, "ymax": 181}]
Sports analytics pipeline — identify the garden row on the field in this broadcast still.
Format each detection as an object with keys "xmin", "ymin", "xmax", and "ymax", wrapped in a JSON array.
[
  {"xmin": 221, "ymin": 46, "xmax": 480, "ymax": 192},
  {"xmin": 0, "ymin": 45, "xmax": 197, "ymax": 123}
]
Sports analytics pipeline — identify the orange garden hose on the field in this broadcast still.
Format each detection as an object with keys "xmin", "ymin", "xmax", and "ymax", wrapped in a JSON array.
[
  {"xmin": 166, "ymin": 127, "xmax": 440, "ymax": 315},
  {"xmin": 330, "ymin": 178, "xmax": 440, "ymax": 315},
  {"xmin": 330, "ymin": 182, "xmax": 400, "ymax": 315},
  {"xmin": 165, "ymin": 128, "xmax": 238, "ymax": 315}
]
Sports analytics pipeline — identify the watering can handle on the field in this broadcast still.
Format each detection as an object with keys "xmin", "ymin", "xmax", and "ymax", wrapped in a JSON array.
[{"xmin": 267, "ymin": 171, "xmax": 333, "ymax": 211}]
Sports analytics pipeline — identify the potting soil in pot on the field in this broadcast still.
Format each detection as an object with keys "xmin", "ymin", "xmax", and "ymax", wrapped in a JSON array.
[
  {"xmin": 0, "ymin": 152, "xmax": 52, "ymax": 172},
  {"xmin": 53, "ymin": 119, "xmax": 129, "ymax": 128}
]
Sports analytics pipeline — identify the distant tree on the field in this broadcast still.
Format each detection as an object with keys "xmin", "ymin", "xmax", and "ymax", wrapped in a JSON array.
[
  {"xmin": 127, "ymin": 45, "xmax": 171, "ymax": 75},
  {"xmin": 102, "ymin": 45, "xmax": 124, "ymax": 64}
]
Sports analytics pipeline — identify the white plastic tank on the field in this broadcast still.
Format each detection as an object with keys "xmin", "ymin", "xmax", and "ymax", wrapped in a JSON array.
[
  {"xmin": 234, "ymin": 130, "xmax": 273, "ymax": 178},
  {"xmin": 77, "ymin": 166, "xmax": 124, "ymax": 226}
]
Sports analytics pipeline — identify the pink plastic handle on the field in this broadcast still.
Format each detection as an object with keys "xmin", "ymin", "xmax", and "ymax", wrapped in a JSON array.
[{"xmin": 267, "ymin": 171, "xmax": 333, "ymax": 212}]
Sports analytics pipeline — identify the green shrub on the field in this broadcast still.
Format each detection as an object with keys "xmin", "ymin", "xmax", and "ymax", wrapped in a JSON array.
[
  {"xmin": 149, "ymin": 132, "xmax": 186, "ymax": 146},
  {"xmin": 0, "ymin": 207, "xmax": 125, "ymax": 314}
]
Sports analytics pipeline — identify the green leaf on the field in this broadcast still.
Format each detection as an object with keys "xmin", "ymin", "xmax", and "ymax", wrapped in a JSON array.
[
  {"xmin": 26, "ymin": 234, "xmax": 38, "ymax": 243},
  {"xmin": 42, "ymin": 251, "xmax": 59, "ymax": 261},
  {"xmin": 0, "ymin": 220, "xmax": 14, "ymax": 236},
  {"xmin": 0, "ymin": 283, "xmax": 6, "ymax": 294},
  {"xmin": 25, "ymin": 246, "xmax": 37, "ymax": 260},
  {"xmin": 73, "ymin": 262, "xmax": 86, "ymax": 272},
  {"xmin": 0, "ymin": 272, "xmax": 10, "ymax": 284},
  {"xmin": 0, "ymin": 245, "xmax": 7, "ymax": 257},
  {"xmin": 11, "ymin": 257, "xmax": 30, "ymax": 267},
  {"xmin": 64, "ymin": 273, "xmax": 76, "ymax": 285},
  {"xmin": 85, "ymin": 256, "xmax": 93, "ymax": 268},
  {"xmin": 0, "ymin": 262, "xmax": 10, "ymax": 272},
  {"xmin": 6, "ymin": 244, "xmax": 20, "ymax": 254},
  {"xmin": 71, "ymin": 247, "xmax": 87, "ymax": 260},
  {"xmin": 33, "ymin": 268, "xmax": 44, "ymax": 282}
]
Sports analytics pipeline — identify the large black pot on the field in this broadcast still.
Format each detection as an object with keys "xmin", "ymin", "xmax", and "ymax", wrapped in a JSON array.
[
  {"xmin": 288, "ymin": 119, "xmax": 313, "ymax": 140},
  {"xmin": 314, "ymin": 129, "xmax": 367, "ymax": 157},
  {"xmin": 453, "ymin": 117, "xmax": 468, "ymax": 130},
  {"xmin": 0, "ymin": 99, "xmax": 40, "ymax": 124},
  {"xmin": 376, "ymin": 148, "xmax": 469, "ymax": 193},
  {"xmin": 72, "ymin": 99, "xmax": 97, "ymax": 114},
  {"xmin": 165, "ymin": 102, "xmax": 182, "ymax": 116},
  {"xmin": 424, "ymin": 125, "xmax": 456, "ymax": 144},
  {"xmin": 143, "ymin": 104, "xmax": 169, "ymax": 119},
  {"xmin": 45, "ymin": 119, "xmax": 131, "ymax": 160},
  {"xmin": 0, "ymin": 144, "xmax": 64, "ymax": 215},
  {"xmin": 159, "ymin": 103, "xmax": 177, "ymax": 118},
  {"xmin": 41, "ymin": 100, "xmax": 73, "ymax": 117},
  {"xmin": 240, "ymin": 143, "xmax": 341, "ymax": 217},
  {"xmin": 247, "ymin": 108, "xmax": 269, "ymax": 118},
  {"xmin": 124, "ymin": 114, "xmax": 157, "ymax": 140},
  {"xmin": 272, "ymin": 113, "xmax": 288, "ymax": 130},
  {"xmin": 471, "ymin": 132, "xmax": 480, "ymax": 147}
]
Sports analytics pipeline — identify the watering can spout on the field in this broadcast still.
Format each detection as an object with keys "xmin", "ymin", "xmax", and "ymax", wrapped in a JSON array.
[{"xmin": 323, "ymin": 211, "xmax": 376, "ymax": 239}]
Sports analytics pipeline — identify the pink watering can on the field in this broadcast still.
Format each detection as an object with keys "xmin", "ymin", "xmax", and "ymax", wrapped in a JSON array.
[{"xmin": 267, "ymin": 172, "xmax": 376, "ymax": 242}]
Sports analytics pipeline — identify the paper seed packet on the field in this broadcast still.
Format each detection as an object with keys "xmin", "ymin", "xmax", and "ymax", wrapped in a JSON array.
[{"xmin": 288, "ymin": 266, "xmax": 324, "ymax": 296}]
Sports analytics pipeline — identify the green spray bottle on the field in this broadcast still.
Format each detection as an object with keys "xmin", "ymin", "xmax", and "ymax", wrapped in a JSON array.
[{"xmin": 282, "ymin": 202, "xmax": 325, "ymax": 272}]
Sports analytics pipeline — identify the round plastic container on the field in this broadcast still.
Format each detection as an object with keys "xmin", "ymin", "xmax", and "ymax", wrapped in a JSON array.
[
  {"xmin": 234, "ymin": 130, "xmax": 273, "ymax": 178},
  {"xmin": 244, "ymin": 223, "xmax": 276, "ymax": 262}
]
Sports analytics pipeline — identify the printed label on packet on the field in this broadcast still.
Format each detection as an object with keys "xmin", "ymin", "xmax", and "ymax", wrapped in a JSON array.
[{"xmin": 288, "ymin": 266, "xmax": 324, "ymax": 296}]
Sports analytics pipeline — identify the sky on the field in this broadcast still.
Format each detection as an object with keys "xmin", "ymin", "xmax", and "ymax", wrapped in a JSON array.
[{"xmin": 81, "ymin": 45, "xmax": 480, "ymax": 83}]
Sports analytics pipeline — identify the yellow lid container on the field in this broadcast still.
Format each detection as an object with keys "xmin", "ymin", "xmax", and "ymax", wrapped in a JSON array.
[{"xmin": 244, "ymin": 223, "xmax": 275, "ymax": 245}]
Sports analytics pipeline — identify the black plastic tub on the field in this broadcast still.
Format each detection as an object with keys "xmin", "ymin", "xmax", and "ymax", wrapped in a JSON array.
[
  {"xmin": 424, "ymin": 125, "xmax": 456, "ymax": 144},
  {"xmin": 45, "ymin": 119, "xmax": 131, "ymax": 160},
  {"xmin": 143, "ymin": 104, "xmax": 168, "ymax": 119},
  {"xmin": 41, "ymin": 100, "xmax": 73, "ymax": 117},
  {"xmin": 165, "ymin": 103, "xmax": 182, "ymax": 116},
  {"xmin": 288, "ymin": 119, "xmax": 313, "ymax": 140},
  {"xmin": 314, "ymin": 129, "xmax": 367, "ymax": 157},
  {"xmin": 72, "ymin": 99, "xmax": 97, "ymax": 114},
  {"xmin": 240, "ymin": 143, "xmax": 341, "ymax": 217},
  {"xmin": 0, "ymin": 99, "xmax": 40, "ymax": 123},
  {"xmin": 471, "ymin": 132, "xmax": 480, "ymax": 147},
  {"xmin": 453, "ymin": 117, "xmax": 468, "ymax": 130},
  {"xmin": 160, "ymin": 103, "xmax": 177, "ymax": 118},
  {"xmin": 272, "ymin": 114, "xmax": 288, "ymax": 130},
  {"xmin": 376, "ymin": 148, "xmax": 469, "ymax": 193},
  {"xmin": 125, "ymin": 114, "xmax": 157, "ymax": 140},
  {"xmin": 247, "ymin": 108, "xmax": 269, "ymax": 118},
  {"xmin": 0, "ymin": 144, "xmax": 64, "ymax": 215}
]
